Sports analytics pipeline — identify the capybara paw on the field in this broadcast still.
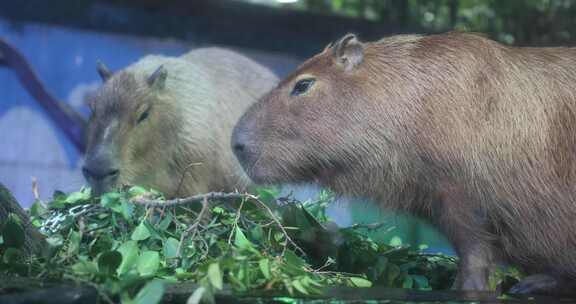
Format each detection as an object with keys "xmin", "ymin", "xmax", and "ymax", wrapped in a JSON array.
[
  {"xmin": 509, "ymin": 274, "xmax": 558, "ymax": 295},
  {"xmin": 451, "ymin": 273, "xmax": 489, "ymax": 291}
]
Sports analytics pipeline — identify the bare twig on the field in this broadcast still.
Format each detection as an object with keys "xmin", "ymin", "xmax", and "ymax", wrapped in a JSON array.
[
  {"xmin": 227, "ymin": 197, "xmax": 247, "ymax": 244},
  {"xmin": 349, "ymin": 222, "xmax": 389, "ymax": 231},
  {"xmin": 131, "ymin": 192, "xmax": 247, "ymax": 207},
  {"xmin": 309, "ymin": 257, "xmax": 336, "ymax": 273},
  {"xmin": 176, "ymin": 197, "xmax": 210, "ymax": 258},
  {"xmin": 31, "ymin": 177, "xmax": 40, "ymax": 201}
]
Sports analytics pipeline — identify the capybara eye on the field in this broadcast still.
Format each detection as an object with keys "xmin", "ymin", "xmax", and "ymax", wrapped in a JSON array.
[
  {"xmin": 290, "ymin": 78, "xmax": 316, "ymax": 96},
  {"xmin": 137, "ymin": 108, "xmax": 150, "ymax": 124}
]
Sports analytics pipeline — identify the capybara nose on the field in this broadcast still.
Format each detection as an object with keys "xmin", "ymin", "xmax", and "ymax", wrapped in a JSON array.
[
  {"xmin": 82, "ymin": 163, "xmax": 120, "ymax": 182},
  {"xmin": 232, "ymin": 127, "xmax": 255, "ymax": 165},
  {"xmin": 232, "ymin": 133, "xmax": 248, "ymax": 161}
]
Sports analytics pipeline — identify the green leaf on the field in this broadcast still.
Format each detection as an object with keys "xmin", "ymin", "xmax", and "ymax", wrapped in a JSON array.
[
  {"xmin": 65, "ymin": 190, "xmax": 90, "ymax": 204},
  {"xmin": 100, "ymin": 192, "xmax": 121, "ymax": 207},
  {"xmin": 45, "ymin": 235, "xmax": 64, "ymax": 247},
  {"xmin": 349, "ymin": 277, "xmax": 373, "ymax": 288},
  {"xmin": 137, "ymin": 251, "xmax": 160, "ymax": 276},
  {"xmin": 402, "ymin": 275, "xmax": 414, "ymax": 288},
  {"xmin": 143, "ymin": 221, "xmax": 162, "ymax": 240},
  {"xmin": 259, "ymin": 259, "xmax": 271, "ymax": 279},
  {"xmin": 98, "ymin": 250, "xmax": 122, "ymax": 275},
  {"xmin": 300, "ymin": 205, "xmax": 325, "ymax": 230},
  {"xmin": 186, "ymin": 286, "xmax": 215, "ymax": 304},
  {"xmin": 133, "ymin": 280, "xmax": 164, "ymax": 304},
  {"xmin": 117, "ymin": 241, "xmax": 139, "ymax": 275},
  {"xmin": 128, "ymin": 186, "xmax": 149, "ymax": 197},
  {"xmin": 291, "ymin": 279, "xmax": 309, "ymax": 295},
  {"xmin": 389, "ymin": 236, "xmax": 403, "ymax": 247},
  {"xmin": 52, "ymin": 190, "xmax": 67, "ymax": 201},
  {"xmin": 250, "ymin": 226, "xmax": 264, "ymax": 242},
  {"xmin": 89, "ymin": 235, "xmax": 114, "ymax": 257},
  {"xmin": 412, "ymin": 275, "xmax": 430, "ymax": 289},
  {"xmin": 49, "ymin": 190, "xmax": 68, "ymax": 209},
  {"xmin": 387, "ymin": 264, "xmax": 400, "ymax": 284},
  {"xmin": 207, "ymin": 263, "xmax": 223, "ymax": 290},
  {"xmin": 29, "ymin": 201, "xmax": 46, "ymax": 218},
  {"xmin": 212, "ymin": 207, "xmax": 225, "ymax": 215},
  {"xmin": 2, "ymin": 214, "xmax": 25, "ymax": 249},
  {"xmin": 132, "ymin": 221, "xmax": 151, "ymax": 241},
  {"xmin": 2, "ymin": 247, "xmax": 23, "ymax": 264},
  {"xmin": 72, "ymin": 260, "xmax": 99, "ymax": 275},
  {"xmin": 284, "ymin": 250, "xmax": 306, "ymax": 269},
  {"xmin": 101, "ymin": 192, "xmax": 132, "ymax": 219},
  {"xmin": 233, "ymin": 227, "xmax": 254, "ymax": 249},
  {"xmin": 255, "ymin": 188, "xmax": 277, "ymax": 204},
  {"xmin": 67, "ymin": 230, "xmax": 82, "ymax": 256},
  {"xmin": 158, "ymin": 214, "xmax": 173, "ymax": 231},
  {"xmin": 163, "ymin": 238, "xmax": 179, "ymax": 259},
  {"xmin": 120, "ymin": 201, "xmax": 134, "ymax": 220}
]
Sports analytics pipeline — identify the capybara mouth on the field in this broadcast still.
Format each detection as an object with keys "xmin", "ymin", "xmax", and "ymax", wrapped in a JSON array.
[
  {"xmin": 260, "ymin": 160, "xmax": 344, "ymax": 186},
  {"xmin": 313, "ymin": 167, "xmax": 338, "ymax": 185},
  {"xmin": 245, "ymin": 158, "xmax": 324, "ymax": 185},
  {"xmin": 90, "ymin": 182, "xmax": 117, "ymax": 197}
]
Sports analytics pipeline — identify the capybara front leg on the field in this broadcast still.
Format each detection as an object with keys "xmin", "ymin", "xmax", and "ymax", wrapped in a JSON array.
[
  {"xmin": 437, "ymin": 183, "xmax": 495, "ymax": 291},
  {"xmin": 451, "ymin": 241, "xmax": 494, "ymax": 291}
]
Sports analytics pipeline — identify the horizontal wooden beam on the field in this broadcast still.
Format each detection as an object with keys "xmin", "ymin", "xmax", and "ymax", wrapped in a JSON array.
[{"xmin": 0, "ymin": 0, "xmax": 423, "ymax": 58}]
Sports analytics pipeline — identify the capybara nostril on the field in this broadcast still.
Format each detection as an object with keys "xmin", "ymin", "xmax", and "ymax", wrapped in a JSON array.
[
  {"xmin": 233, "ymin": 142, "xmax": 245, "ymax": 153},
  {"xmin": 231, "ymin": 125, "xmax": 254, "ymax": 163}
]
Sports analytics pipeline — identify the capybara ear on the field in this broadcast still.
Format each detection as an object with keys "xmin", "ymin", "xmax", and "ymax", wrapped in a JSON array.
[
  {"xmin": 96, "ymin": 60, "xmax": 113, "ymax": 82},
  {"xmin": 147, "ymin": 65, "xmax": 167, "ymax": 89},
  {"xmin": 322, "ymin": 41, "xmax": 335, "ymax": 53},
  {"xmin": 332, "ymin": 33, "xmax": 364, "ymax": 71}
]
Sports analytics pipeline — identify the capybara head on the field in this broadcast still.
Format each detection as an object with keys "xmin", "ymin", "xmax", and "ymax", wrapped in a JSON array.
[
  {"xmin": 83, "ymin": 62, "xmax": 173, "ymax": 195},
  {"xmin": 232, "ymin": 34, "xmax": 418, "ymax": 192}
]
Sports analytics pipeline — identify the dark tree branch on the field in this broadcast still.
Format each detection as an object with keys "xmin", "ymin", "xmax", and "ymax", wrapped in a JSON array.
[
  {"xmin": 0, "ymin": 183, "xmax": 46, "ymax": 255},
  {"xmin": 0, "ymin": 38, "xmax": 87, "ymax": 153}
]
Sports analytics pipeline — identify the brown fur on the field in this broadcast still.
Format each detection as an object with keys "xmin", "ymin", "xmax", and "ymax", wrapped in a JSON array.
[
  {"xmin": 85, "ymin": 48, "xmax": 278, "ymax": 197},
  {"xmin": 232, "ymin": 32, "xmax": 576, "ymax": 293}
]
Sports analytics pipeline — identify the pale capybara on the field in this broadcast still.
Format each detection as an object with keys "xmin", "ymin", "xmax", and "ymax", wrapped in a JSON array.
[
  {"xmin": 232, "ymin": 32, "xmax": 576, "ymax": 295},
  {"xmin": 84, "ymin": 47, "xmax": 278, "ymax": 197}
]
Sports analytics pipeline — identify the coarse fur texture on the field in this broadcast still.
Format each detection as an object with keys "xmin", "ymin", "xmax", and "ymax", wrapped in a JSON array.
[
  {"xmin": 85, "ymin": 47, "xmax": 278, "ymax": 197},
  {"xmin": 232, "ymin": 32, "xmax": 576, "ymax": 294}
]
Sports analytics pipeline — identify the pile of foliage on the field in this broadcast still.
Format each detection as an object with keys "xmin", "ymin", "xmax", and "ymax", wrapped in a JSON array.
[{"xmin": 0, "ymin": 186, "xmax": 460, "ymax": 303}]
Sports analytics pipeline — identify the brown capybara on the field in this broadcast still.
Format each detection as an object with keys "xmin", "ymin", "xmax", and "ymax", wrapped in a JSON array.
[
  {"xmin": 84, "ymin": 48, "xmax": 278, "ymax": 197},
  {"xmin": 231, "ymin": 32, "xmax": 576, "ymax": 295}
]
